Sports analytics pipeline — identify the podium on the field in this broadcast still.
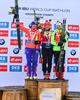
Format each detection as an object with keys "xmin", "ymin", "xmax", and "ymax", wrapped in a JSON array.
[{"xmin": 25, "ymin": 79, "xmax": 69, "ymax": 100}]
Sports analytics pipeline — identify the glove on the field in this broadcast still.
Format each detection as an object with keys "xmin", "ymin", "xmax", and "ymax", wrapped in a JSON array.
[
  {"xmin": 62, "ymin": 39, "xmax": 66, "ymax": 42},
  {"xmin": 58, "ymin": 42, "xmax": 63, "ymax": 46},
  {"xmin": 34, "ymin": 41, "xmax": 41, "ymax": 45}
]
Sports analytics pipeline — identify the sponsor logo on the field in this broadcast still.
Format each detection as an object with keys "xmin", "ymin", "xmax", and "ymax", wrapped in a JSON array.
[
  {"xmin": 10, "ymin": 57, "xmax": 22, "ymax": 63},
  {"xmin": 0, "ymin": 65, "xmax": 7, "ymax": 71},
  {"xmin": 11, "ymin": 22, "xmax": 24, "ymax": 28},
  {"xmin": 70, "ymin": 50, "xmax": 76, "ymax": 56},
  {"xmin": 0, "ymin": 56, "xmax": 7, "ymax": 63},
  {"xmin": 68, "ymin": 41, "xmax": 79, "ymax": 47},
  {"xmin": 10, "ymin": 65, "xmax": 22, "ymax": 72},
  {"xmin": 11, "ymin": 30, "xmax": 23, "ymax": 37},
  {"xmin": 10, "ymin": 39, "xmax": 23, "ymax": 45},
  {"xmin": 0, "ymin": 22, "xmax": 9, "ymax": 28},
  {"xmin": 67, "ymin": 66, "xmax": 79, "ymax": 72},
  {"xmin": 68, "ymin": 25, "xmax": 79, "ymax": 31},
  {"xmin": 53, "ymin": 66, "xmax": 65, "ymax": 72},
  {"xmin": 0, "ymin": 30, "xmax": 8, "ymax": 37},
  {"xmin": 13, "ymin": 48, "xmax": 19, "ymax": 54},
  {"xmin": 68, "ymin": 33, "xmax": 79, "ymax": 39},
  {"xmin": 0, "ymin": 48, "xmax": 8, "ymax": 54},
  {"xmin": 0, "ymin": 39, "xmax": 5, "ymax": 45},
  {"xmin": 67, "ymin": 58, "xmax": 79, "ymax": 64}
]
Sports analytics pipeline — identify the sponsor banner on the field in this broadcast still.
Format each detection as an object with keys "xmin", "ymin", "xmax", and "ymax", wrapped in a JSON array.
[
  {"xmin": 68, "ymin": 41, "xmax": 79, "ymax": 47},
  {"xmin": 0, "ymin": 56, "xmax": 7, "ymax": 63},
  {"xmin": 68, "ymin": 25, "xmax": 79, "ymax": 31},
  {"xmin": 10, "ymin": 57, "xmax": 22, "ymax": 63},
  {"xmin": 0, "ymin": 22, "xmax": 9, "ymax": 28},
  {"xmin": 67, "ymin": 66, "xmax": 79, "ymax": 72},
  {"xmin": 10, "ymin": 39, "xmax": 23, "ymax": 46},
  {"xmin": 67, "ymin": 58, "xmax": 79, "ymax": 64},
  {"xmin": 11, "ymin": 30, "xmax": 23, "ymax": 37},
  {"xmin": 0, "ymin": 48, "xmax": 8, "ymax": 54},
  {"xmin": 0, "ymin": 39, "xmax": 5, "ymax": 45},
  {"xmin": 0, "ymin": 30, "xmax": 8, "ymax": 37},
  {"xmin": 11, "ymin": 22, "xmax": 24, "ymax": 28},
  {"xmin": 68, "ymin": 33, "xmax": 79, "ymax": 39},
  {"xmin": 0, "ymin": 65, "xmax": 7, "ymax": 71},
  {"xmin": 40, "ymin": 88, "xmax": 61, "ymax": 100},
  {"xmin": 53, "ymin": 66, "xmax": 65, "ymax": 72},
  {"xmin": 10, "ymin": 65, "xmax": 22, "ymax": 72}
]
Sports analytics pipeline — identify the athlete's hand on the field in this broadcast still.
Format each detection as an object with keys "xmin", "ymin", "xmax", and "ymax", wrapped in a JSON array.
[
  {"xmin": 34, "ymin": 41, "xmax": 41, "ymax": 45},
  {"xmin": 58, "ymin": 42, "xmax": 63, "ymax": 46}
]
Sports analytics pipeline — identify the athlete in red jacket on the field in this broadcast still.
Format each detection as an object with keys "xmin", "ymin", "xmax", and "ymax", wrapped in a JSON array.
[{"xmin": 20, "ymin": 21, "xmax": 41, "ymax": 79}]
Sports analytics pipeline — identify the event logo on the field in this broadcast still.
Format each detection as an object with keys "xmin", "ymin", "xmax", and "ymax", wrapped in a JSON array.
[
  {"xmin": 11, "ymin": 30, "xmax": 23, "ymax": 37},
  {"xmin": 68, "ymin": 33, "xmax": 79, "ymax": 39},
  {"xmin": 0, "ymin": 48, "xmax": 8, "ymax": 54},
  {"xmin": 68, "ymin": 41, "xmax": 79, "ymax": 47},
  {"xmin": 10, "ymin": 65, "xmax": 22, "ymax": 72},
  {"xmin": 11, "ymin": 22, "xmax": 24, "ymax": 28},
  {"xmin": 67, "ymin": 66, "xmax": 79, "ymax": 72},
  {"xmin": 0, "ymin": 22, "xmax": 9, "ymax": 28},
  {"xmin": 0, "ymin": 30, "xmax": 8, "ymax": 37},
  {"xmin": 70, "ymin": 50, "xmax": 76, "ymax": 56},
  {"xmin": 10, "ymin": 57, "xmax": 22, "ymax": 63},
  {"xmin": 10, "ymin": 39, "xmax": 23, "ymax": 45},
  {"xmin": 67, "ymin": 58, "xmax": 79, "ymax": 64},
  {"xmin": 13, "ymin": 48, "xmax": 19, "ymax": 54},
  {"xmin": 0, "ymin": 39, "xmax": 5, "ymax": 45},
  {"xmin": 68, "ymin": 25, "xmax": 79, "ymax": 31},
  {"xmin": 0, "ymin": 65, "xmax": 7, "ymax": 71},
  {"xmin": 0, "ymin": 56, "xmax": 7, "ymax": 63}
]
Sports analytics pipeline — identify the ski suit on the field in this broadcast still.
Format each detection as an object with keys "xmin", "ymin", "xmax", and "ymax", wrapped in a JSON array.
[
  {"xmin": 51, "ymin": 29, "xmax": 68, "ymax": 78},
  {"xmin": 20, "ymin": 26, "xmax": 41, "ymax": 77},
  {"xmin": 41, "ymin": 28, "xmax": 53, "ymax": 74}
]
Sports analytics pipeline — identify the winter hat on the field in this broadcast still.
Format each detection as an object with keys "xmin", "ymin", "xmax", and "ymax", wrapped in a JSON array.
[
  {"xmin": 31, "ymin": 21, "xmax": 37, "ymax": 25},
  {"xmin": 44, "ymin": 20, "xmax": 50, "ymax": 26},
  {"xmin": 56, "ymin": 21, "xmax": 62, "ymax": 26}
]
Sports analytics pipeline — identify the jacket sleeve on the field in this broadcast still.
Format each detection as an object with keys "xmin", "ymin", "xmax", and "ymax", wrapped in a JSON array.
[
  {"xmin": 51, "ymin": 31, "xmax": 58, "ymax": 46},
  {"xmin": 20, "ymin": 26, "xmax": 29, "ymax": 33},
  {"xmin": 38, "ymin": 31, "xmax": 41, "ymax": 41}
]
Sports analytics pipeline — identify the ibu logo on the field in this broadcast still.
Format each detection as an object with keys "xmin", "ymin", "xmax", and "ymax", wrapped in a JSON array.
[
  {"xmin": 0, "ymin": 22, "xmax": 9, "ymax": 28},
  {"xmin": 68, "ymin": 33, "xmax": 79, "ymax": 39},
  {"xmin": 10, "ymin": 65, "xmax": 22, "ymax": 72},
  {"xmin": 67, "ymin": 66, "xmax": 79, "ymax": 72},
  {"xmin": 11, "ymin": 30, "xmax": 23, "ymax": 37}
]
